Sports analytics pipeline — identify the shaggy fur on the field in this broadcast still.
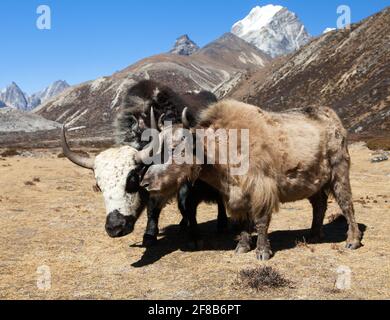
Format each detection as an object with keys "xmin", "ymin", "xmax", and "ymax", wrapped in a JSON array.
[
  {"xmin": 115, "ymin": 80, "xmax": 217, "ymax": 149},
  {"xmin": 197, "ymin": 101, "xmax": 339, "ymax": 215},
  {"xmin": 141, "ymin": 100, "xmax": 363, "ymax": 260}
]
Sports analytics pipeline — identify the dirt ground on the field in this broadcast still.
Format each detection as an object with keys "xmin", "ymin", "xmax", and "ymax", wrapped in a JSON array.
[{"xmin": 0, "ymin": 143, "xmax": 389, "ymax": 300}]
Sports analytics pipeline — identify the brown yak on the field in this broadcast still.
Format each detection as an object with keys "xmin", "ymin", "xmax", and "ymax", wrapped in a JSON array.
[{"xmin": 137, "ymin": 100, "xmax": 363, "ymax": 261}]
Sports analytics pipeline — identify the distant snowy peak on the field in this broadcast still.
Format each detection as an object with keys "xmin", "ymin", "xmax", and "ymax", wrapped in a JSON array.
[
  {"xmin": 0, "ymin": 80, "xmax": 70, "ymax": 111},
  {"xmin": 170, "ymin": 34, "xmax": 200, "ymax": 56},
  {"xmin": 0, "ymin": 82, "xmax": 28, "ymax": 110},
  {"xmin": 232, "ymin": 4, "xmax": 311, "ymax": 58},
  {"xmin": 232, "ymin": 5, "xmax": 284, "ymax": 36},
  {"xmin": 323, "ymin": 27, "xmax": 336, "ymax": 34},
  {"xmin": 28, "ymin": 80, "xmax": 70, "ymax": 109},
  {"xmin": 36, "ymin": 80, "xmax": 70, "ymax": 102}
]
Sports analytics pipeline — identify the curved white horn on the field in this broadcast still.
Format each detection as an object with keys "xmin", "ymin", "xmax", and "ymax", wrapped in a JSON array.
[
  {"xmin": 150, "ymin": 107, "xmax": 157, "ymax": 131},
  {"xmin": 61, "ymin": 125, "xmax": 95, "ymax": 170},
  {"xmin": 158, "ymin": 113, "xmax": 166, "ymax": 131},
  {"xmin": 135, "ymin": 108, "xmax": 161, "ymax": 164},
  {"xmin": 129, "ymin": 115, "xmax": 139, "ymax": 131},
  {"xmin": 182, "ymin": 107, "xmax": 190, "ymax": 129}
]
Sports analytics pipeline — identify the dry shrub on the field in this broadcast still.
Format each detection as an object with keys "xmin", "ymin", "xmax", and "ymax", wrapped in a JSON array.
[
  {"xmin": 366, "ymin": 137, "xmax": 390, "ymax": 151},
  {"xmin": 331, "ymin": 243, "xmax": 344, "ymax": 254},
  {"xmin": 56, "ymin": 185, "xmax": 76, "ymax": 192},
  {"xmin": 33, "ymin": 177, "xmax": 41, "ymax": 183},
  {"xmin": 295, "ymin": 239, "xmax": 315, "ymax": 252},
  {"xmin": 1, "ymin": 148, "xmax": 20, "ymax": 157},
  {"xmin": 237, "ymin": 266, "xmax": 292, "ymax": 291}
]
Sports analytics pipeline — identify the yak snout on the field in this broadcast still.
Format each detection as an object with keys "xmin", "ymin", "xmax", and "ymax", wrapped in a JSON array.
[{"xmin": 105, "ymin": 210, "xmax": 136, "ymax": 238}]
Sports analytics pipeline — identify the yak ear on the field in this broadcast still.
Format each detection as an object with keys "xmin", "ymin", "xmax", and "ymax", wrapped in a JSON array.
[{"xmin": 140, "ymin": 164, "xmax": 169, "ymax": 192}]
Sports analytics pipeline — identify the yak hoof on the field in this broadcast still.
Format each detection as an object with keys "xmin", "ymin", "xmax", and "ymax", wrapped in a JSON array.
[
  {"xmin": 142, "ymin": 234, "xmax": 158, "ymax": 248},
  {"xmin": 235, "ymin": 243, "xmax": 251, "ymax": 255},
  {"xmin": 256, "ymin": 249, "xmax": 273, "ymax": 261},
  {"xmin": 345, "ymin": 240, "xmax": 362, "ymax": 250}
]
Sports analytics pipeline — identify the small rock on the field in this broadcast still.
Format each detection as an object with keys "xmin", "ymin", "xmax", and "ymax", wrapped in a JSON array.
[
  {"xmin": 371, "ymin": 155, "xmax": 388, "ymax": 163},
  {"xmin": 335, "ymin": 266, "xmax": 352, "ymax": 290}
]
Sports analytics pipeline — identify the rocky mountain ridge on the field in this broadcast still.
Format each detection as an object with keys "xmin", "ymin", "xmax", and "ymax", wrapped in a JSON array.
[
  {"xmin": 34, "ymin": 33, "xmax": 271, "ymax": 137},
  {"xmin": 170, "ymin": 35, "xmax": 200, "ymax": 56},
  {"xmin": 0, "ymin": 80, "xmax": 70, "ymax": 111},
  {"xmin": 230, "ymin": 7, "xmax": 390, "ymax": 135}
]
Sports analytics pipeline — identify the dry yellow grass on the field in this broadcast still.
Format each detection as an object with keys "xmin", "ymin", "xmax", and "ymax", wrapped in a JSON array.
[{"xmin": 0, "ymin": 143, "xmax": 389, "ymax": 300}]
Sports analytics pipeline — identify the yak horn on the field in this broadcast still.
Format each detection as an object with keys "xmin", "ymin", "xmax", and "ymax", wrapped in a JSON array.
[
  {"xmin": 129, "ymin": 115, "xmax": 139, "ymax": 131},
  {"xmin": 135, "ymin": 107, "xmax": 161, "ymax": 164},
  {"xmin": 182, "ymin": 107, "xmax": 190, "ymax": 129},
  {"xmin": 150, "ymin": 107, "xmax": 157, "ymax": 131},
  {"xmin": 158, "ymin": 113, "xmax": 166, "ymax": 131},
  {"xmin": 61, "ymin": 125, "xmax": 95, "ymax": 170}
]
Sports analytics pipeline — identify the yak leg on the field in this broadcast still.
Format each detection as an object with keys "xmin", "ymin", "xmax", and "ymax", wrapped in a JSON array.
[
  {"xmin": 177, "ymin": 183, "xmax": 191, "ymax": 229},
  {"xmin": 187, "ymin": 202, "xmax": 203, "ymax": 249},
  {"xmin": 254, "ymin": 210, "xmax": 273, "ymax": 261},
  {"xmin": 308, "ymin": 189, "xmax": 328, "ymax": 243},
  {"xmin": 178, "ymin": 183, "xmax": 203, "ymax": 249},
  {"xmin": 235, "ymin": 219, "xmax": 252, "ymax": 254},
  {"xmin": 217, "ymin": 198, "xmax": 228, "ymax": 233},
  {"xmin": 185, "ymin": 200, "xmax": 204, "ymax": 250},
  {"xmin": 331, "ymin": 161, "xmax": 362, "ymax": 249},
  {"xmin": 143, "ymin": 199, "xmax": 163, "ymax": 247},
  {"xmin": 180, "ymin": 182, "xmax": 228, "ymax": 233}
]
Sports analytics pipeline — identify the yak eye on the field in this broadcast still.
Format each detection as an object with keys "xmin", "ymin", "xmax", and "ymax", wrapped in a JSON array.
[{"xmin": 125, "ymin": 170, "xmax": 140, "ymax": 194}]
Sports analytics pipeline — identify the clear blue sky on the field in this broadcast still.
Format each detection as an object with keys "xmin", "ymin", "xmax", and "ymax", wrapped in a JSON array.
[{"xmin": 0, "ymin": 0, "xmax": 388, "ymax": 94}]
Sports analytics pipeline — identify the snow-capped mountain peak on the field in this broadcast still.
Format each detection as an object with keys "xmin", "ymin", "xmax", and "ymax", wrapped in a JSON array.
[
  {"xmin": 0, "ymin": 80, "xmax": 70, "ymax": 111},
  {"xmin": 0, "ymin": 82, "xmax": 28, "ymax": 110},
  {"xmin": 232, "ymin": 4, "xmax": 311, "ymax": 58},
  {"xmin": 323, "ymin": 27, "xmax": 336, "ymax": 34},
  {"xmin": 233, "ymin": 5, "xmax": 283, "ymax": 37},
  {"xmin": 34, "ymin": 80, "xmax": 69, "ymax": 102},
  {"xmin": 27, "ymin": 80, "xmax": 70, "ymax": 109}
]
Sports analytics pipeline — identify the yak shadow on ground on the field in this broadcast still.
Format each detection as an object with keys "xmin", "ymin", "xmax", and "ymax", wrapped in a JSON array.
[
  {"xmin": 269, "ymin": 217, "xmax": 366, "ymax": 253},
  {"xmin": 130, "ymin": 220, "xmax": 237, "ymax": 268},
  {"xmin": 131, "ymin": 217, "xmax": 367, "ymax": 268}
]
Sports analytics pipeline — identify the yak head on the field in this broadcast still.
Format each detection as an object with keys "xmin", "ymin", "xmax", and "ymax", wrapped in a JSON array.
[
  {"xmin": 135, "ymin": 108, "xmax": 201, "ymax": 198},
  {"xmin": 61, "ymin": 126, "xmax": 149, "ymax": 238},
  {"xmin": 136, "ymin": 104, "xmax": 251, "ymax": 197}
]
